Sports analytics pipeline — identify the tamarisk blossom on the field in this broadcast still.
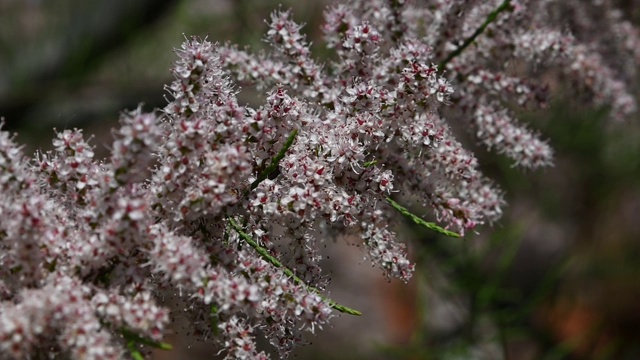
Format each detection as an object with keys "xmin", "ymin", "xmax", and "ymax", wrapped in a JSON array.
[{"xmin": 1, "ymin": 0, "xmax": 638, "ymax": 358}]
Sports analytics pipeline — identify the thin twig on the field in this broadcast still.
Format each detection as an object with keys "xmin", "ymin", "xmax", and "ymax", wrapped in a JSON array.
[
  {"xmin": 386, "ymin": 197, "xmax": 461, "ymax": 238},
  {"xmin": 439, "ymin": 0, "xmax": 513, "ymax": 69},
  {"xmin": 228, "ymin": 217, "xmax": 362, "ymax": 316},
  {"xmin": 248, "ymin": 129, "xmax": 298, "ymax": 193}
]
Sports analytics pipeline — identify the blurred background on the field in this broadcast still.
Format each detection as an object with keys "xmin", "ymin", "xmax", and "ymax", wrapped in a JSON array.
[{"xmin": 1, "ymin": 0, "xmax": 639, "ymax": 359}]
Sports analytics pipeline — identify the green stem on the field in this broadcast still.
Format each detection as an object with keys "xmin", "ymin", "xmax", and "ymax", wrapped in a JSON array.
[
  {"xmin": 439, "ymin": 0, "xmax": 513, "ymax": 69},
  {"xmin": 228, "ymin": 217, "xmax": 362, "ymax": 316},
  {"xmin": 120, "ymin": 327, "xmax": 172, "ymax": 360},
  {"xmin": 127, "ymin": 343, "xmax": 145, "ymax": 360},
  {"xmin": 248, "ymin": 129, "xmax": 298, "ymax": 193},
  {"xmin": 120, "ymin": 328, "xmax": 173, "ymax": 350},
  {"xmin": 386, "ymin": 197, "xmax": 461, "ymax": 238}
]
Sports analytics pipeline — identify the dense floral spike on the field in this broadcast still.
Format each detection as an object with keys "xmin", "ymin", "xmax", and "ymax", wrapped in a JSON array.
[
  {"xmin": 0, "ymin": 273, "xmax": 122, "ymax": 359},
  {"xmin": 0, "ymin": 0, "xmax": 638, "ymax": 358},
  {"xmin": 92, "ymin": 290, "xmax": 169, "ymax": 341},
  {"xmin": 110, "ymin": 108, "xmax": 162, "ymax": 187},
  {"xmin": 474, "ymin": 101, "xmax": 554, "ymax": 168}
]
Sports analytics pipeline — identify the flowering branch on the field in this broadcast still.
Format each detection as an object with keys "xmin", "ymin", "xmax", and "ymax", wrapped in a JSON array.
[
  {"xmin": 241, "ymin": 128, "xmax": 359, "ymax": 314},
  {"xmin": 227, "ymin": 217, "xmax": 362, "ymax": 316}
]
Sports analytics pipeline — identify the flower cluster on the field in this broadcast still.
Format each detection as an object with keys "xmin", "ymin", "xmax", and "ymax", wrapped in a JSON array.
[{"xmin": 1, "ymin": 0, "xmax": 638, "ymax": 358}]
